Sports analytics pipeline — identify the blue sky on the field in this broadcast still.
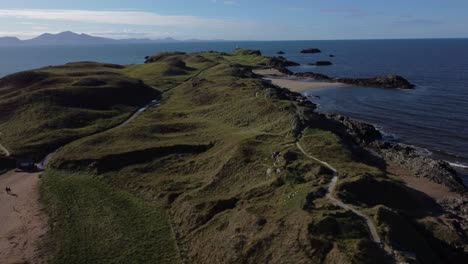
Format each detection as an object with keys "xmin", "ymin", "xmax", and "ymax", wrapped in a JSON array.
[{"xmin": 0, "ymin": 0, "xmax": 467, "ymax": 40}]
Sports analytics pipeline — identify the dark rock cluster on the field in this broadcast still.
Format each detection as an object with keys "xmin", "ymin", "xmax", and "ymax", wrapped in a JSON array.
[
  {"xmin": 293, "ymin": 72, "xmax": 415, "ymax": 89},
  {"xmin": 294, "ymin": 72, "xmax": 331, "ymax": 81},
  {"xmin": 309, "ymin": 61, "xmax": 333, "ymax": 66},
  {"xmin": 438, "ymin": 197, "xmax": 468, "ymax": 238},
  {"xmin": 300, "ymin": 48, "xmax": 322, "ymax": 54},
  {"xmin": 335, "ymin": 75, "xmax": 415, "ymax": 89},
  {"xmin": 267, "ymin": 56, "xmax": 299, "ymax": 75},
  {"xmin": 375, "ymin": 142, "xmax": 466, "ymax": 192}
]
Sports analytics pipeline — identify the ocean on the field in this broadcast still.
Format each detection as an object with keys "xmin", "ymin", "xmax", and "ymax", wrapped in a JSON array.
[{"xmin": 1, "ymin": 39, "xmax": 467, "ymax": 181}]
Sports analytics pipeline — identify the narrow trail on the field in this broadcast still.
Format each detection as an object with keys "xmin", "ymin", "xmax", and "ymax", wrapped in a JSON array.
[
  {"xmin": 0, "ymin": 143, "xmax": 10, "ymax": 157},
  {"xmin": 0, "ymin": 65, "xmax": 217, "ymax": 264},
  {"xmin": 1, "ymin": 99, "xmax": 160, "ymax": 264},
  {"xmin": 296, "ymin": 142, "xmax": 389, "ymax": 248}
]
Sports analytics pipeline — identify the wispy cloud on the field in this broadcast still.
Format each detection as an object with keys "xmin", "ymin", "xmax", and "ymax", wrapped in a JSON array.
[
  {"xmin": 393, "ymin": 18, "xmax": 442, "ymax": 26},
  {"xmin": 322, "ymin": 7, "xmax": 368, "ymax": 17},
  {"xmin": 0, "ymin": 9, "xmax": 250, "ymax": 28}
]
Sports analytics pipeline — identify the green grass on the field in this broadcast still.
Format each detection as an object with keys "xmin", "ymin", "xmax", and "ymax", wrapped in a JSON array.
[
  {"xmin": 0, "ymin": 62, "xmax": 160, "ymax": 159},
  {"xmin": 3, "ymin": 49, "xmax": 459, "ymax": 263},
  {"xmin": 45, "ymin": 54, "xmax": 389, "ymax": 263},
  {"xmin": 40, "ymin": 170, "xmax": 180, "ymax": 264}
]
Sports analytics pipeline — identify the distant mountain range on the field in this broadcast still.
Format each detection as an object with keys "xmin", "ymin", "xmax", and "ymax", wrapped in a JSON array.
[{"xmin": 0, "ymin": 31, "xmax": 221, "ymax": 46}]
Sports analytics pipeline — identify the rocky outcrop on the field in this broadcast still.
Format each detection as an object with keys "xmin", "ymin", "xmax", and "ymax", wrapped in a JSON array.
[
  {"xmin": 335, "ymin": 75, "xmax": 415, "ymax": 89},
  {"xmin": 301, "ymin": 48, "xmax": 321, "ymax": 54},
  {"xmin": 309, "ymin": 61, "xmax": 333, "ymax": 66},
  {"xmin": 326, "ymin": 114, "xmax": 382, "ymax": 144},
  {"xmin": 329, "ymin": 54, "xmax": 335, "ymax": 57},
  {"xmin": 293, "ymin": 72, "xmax": 415, "ymax": 89},
  {"xmin": 277, "ymin": 51, "xmax": 285, "ymax": 54},
  {"xmin": 301, "ymin": 112, "xmax": 466, "ymax": 193},
  {"xmin": 375, "ymin": 142, "xmax": 465, "ymax": 192},
  {"xmin": 294, "ymin": 72, "xmax": 331, "ymax": 81},
  {"xmin": 438, "ymin": 196, "xmax": 468, "ymax": 238},
  {"xmin": 267, "ymin": 56, "xmax": 299, "ymax": 75}
]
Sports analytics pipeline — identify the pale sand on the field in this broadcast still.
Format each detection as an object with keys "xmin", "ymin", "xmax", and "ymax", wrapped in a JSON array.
[
  {"xmin": 254, "ymin": 68, "xmax": 346, "ymax": 92},
  {"xmin": 0, "ymin": 170, "xmax": 47, "ymax": 263},
  {"xmin": 387, "ymin": 163, "xmax": 459, "ymax": 201},
  {"xmin": 264, "ymin": 77, "xmax": 345, "ymax": 92}
]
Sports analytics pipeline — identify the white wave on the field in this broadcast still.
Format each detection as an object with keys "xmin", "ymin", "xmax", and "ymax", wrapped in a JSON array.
[{"xmin": 448, "ymin": 162, "xmax": 468, "ymax": 169}]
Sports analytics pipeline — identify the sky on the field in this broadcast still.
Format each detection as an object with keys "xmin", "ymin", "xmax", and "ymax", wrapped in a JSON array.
[{"xmin": 0, "ymin": 0, "xmax": 467, "ymax": 40}]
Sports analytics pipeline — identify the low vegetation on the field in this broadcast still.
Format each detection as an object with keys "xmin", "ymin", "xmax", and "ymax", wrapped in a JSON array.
[
  {"xmin": 0, "ymin": 62, "xmax": 160, "ymax": 159},
  {"xmin": 1, "ymin": 49, "xmax": 464, "ymax": 263}
]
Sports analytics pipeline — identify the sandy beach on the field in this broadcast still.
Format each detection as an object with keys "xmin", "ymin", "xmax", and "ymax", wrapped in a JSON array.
[
  {"xmin": 254, "ymin": 68, "xmax": 347, "ymax": 93},
  {"xmin": 0, "ymin": 170, "xmax": 47, "ymax": 263}
]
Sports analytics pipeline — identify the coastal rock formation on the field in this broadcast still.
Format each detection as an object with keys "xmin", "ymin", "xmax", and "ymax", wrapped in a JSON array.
[
  {"xmin": 292, "ymin": 72, "xmax": 415, "ymax": 89},
  {"xmin": 309, "ymin": 61, "xmax": 333, "ymax": 66},
  {"xmin": 329, "ymin": 54, "xmax": 335, "ymax": 57},
  {"xmin": 375, "ymin": 142, "xmax": 466, "ymax": 192},
  {"xmin": 304, "ymin": 113, "xmax": 466, "ymax": 193},
  {"xmin": 294, "ymin": 72, "xmax": 331, "ymax": 80},
  {"xmin": 438, "ymin": 197, "xmax": 468, "ymax": 238},
  {"xmin": 301, "ymin": 48, "xmax": 321, "ymax": 54},
  {"xmin": 277, "ymin": 51, "xmax": 285, "ymax": 54},
  {"xmin": 326, "ymin": 114, "xmax": 383, "ymax": 144},
  {"xmin": 334, "ymin": 75, "xmax": 415, "ymax": 89},
  {"xmin": 267, "ymin": 56, "xmax": 300, "ymax": 75}
]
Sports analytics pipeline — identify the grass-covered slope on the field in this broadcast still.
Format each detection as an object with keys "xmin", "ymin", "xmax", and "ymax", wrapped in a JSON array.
[
  {"xmin": 0, "ymin": 62, "xmax": 160, "ymax": 159},
  {"xmin": 46, "ymin": 51, "xmax": 394, "ymax": 263},
  {"xmin": 41, "ymin": 170, "xmax": 179, "ymax": 264},
  {"xmin": 2, "ymin": 49, "xmax": 463, "ymax": 263}
]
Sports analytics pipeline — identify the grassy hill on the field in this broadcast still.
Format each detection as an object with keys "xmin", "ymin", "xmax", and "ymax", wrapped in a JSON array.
[
  {"xmin": 0, "ymin": 62, "xmax": 160, "ymax": 159},
  {"xmin": 2, "ymin": 49, "xmax": 466, "ymax": 263}
]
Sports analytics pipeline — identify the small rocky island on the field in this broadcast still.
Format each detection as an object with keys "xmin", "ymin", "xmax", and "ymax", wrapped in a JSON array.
[
  {"xmin": 309, "ymin": 61, "xmax": 333, "ymax": 66},
  {"xmin": 300, "ymin": 48, "xmax": 322, "ymax": 53},
  {"xmin": 268, "ymin": 53, "xmax": 415, "ymax": 89}
]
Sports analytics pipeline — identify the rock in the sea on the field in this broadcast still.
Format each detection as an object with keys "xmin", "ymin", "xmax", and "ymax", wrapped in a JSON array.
[
  {"xmin": 277, "ymin": 51, "xmax": 285, "ymax": 54},
  {"xmin": 300, "ymin": 48, "xmax": 322, "ymax": 54},
  {"xmin": 294, "ymin": 72, "xmax": 331, "ymax": 81},
  {"xmin": 267, "ymin": 56, "xmax": 299, "ymax": 75},
  {"xmin": 334, "ymin": 75, "xmax": 415, "ymax": 89},
  {"xmin": 329, "ymin": 54, "xmax": 335, "ymax": 57},
  {"xmin": 309, "ymin": 61, "xmax": 333, "ymax": 66}
]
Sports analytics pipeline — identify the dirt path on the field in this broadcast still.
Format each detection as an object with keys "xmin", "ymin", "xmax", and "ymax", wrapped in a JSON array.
[
  {"xmin": 0, "ymin": 65, "xmax": 216, "ymax": 263},
  {"xmin": 296, "ymin": 142, "xmax": 388, "ymax": 248},
  {"xmin": 0, "ymin": 98, "xmax": 160, "ymax": 264},
  {"xmin": 0, "ymin": 143, "xmax": 10, "ymax": 157},
  {"xmin": 0, "ymin": 170, "xmax": 46, "ymax": 264}
]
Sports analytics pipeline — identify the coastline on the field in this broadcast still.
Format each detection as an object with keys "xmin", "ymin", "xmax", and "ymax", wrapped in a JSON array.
[
  {"xmin": 256, "ymin": 67, "xmax": 467, "ymax": 194},
  {"xmin": 253, "ymin": 68, "xmax": 347, "ymax": 92}
]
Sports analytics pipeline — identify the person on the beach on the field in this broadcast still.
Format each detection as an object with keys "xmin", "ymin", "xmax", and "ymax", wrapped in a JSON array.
[{"xmin": 5, "ymin": 186, "xmax": 11, "ymax": 194}]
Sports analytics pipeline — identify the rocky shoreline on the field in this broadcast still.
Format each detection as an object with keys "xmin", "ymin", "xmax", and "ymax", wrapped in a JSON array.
[
  {"xmin": 267, "ymin": 56, "xmax": 415, "ymax": 89},
  {"xmin": 256, "ymin": 59, "xmax": 468, "ymax": 246}
]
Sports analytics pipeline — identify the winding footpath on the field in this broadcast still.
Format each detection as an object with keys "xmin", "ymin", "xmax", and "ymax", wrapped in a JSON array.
[
  {"xmin": 0, "ymin": 143, "xmax": 10, "ymax": 157},
  {"xmin": 1, "ymin": 101, "xmax": 158, "ymax": 264},
  {"xmin": 0, "ymin": 65, "xmax": 216, "ymax": 263},
  {"xmin": 296, "ymin": 142, "xmax": 392, "ymax": 251}
]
